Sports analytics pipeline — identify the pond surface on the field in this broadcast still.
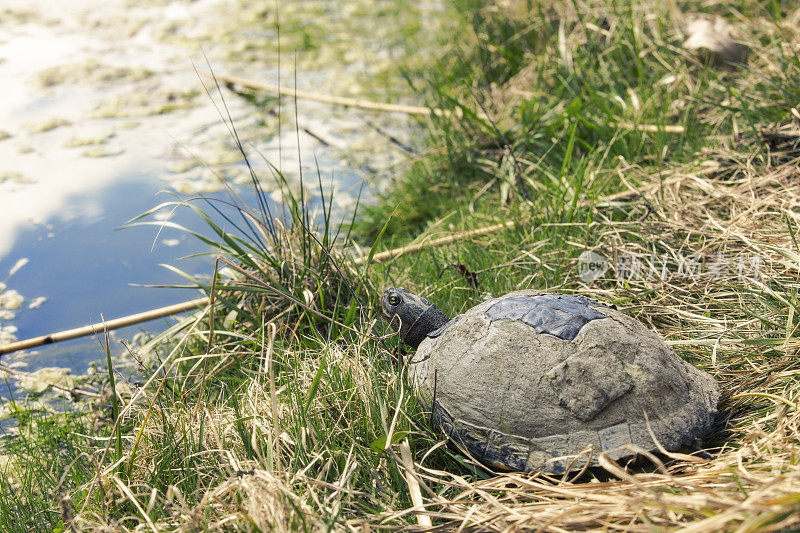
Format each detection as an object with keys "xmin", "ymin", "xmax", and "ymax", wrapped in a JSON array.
[{"xmin": 0, "ymin": 0, "xmax": 448, "ymax": 403}]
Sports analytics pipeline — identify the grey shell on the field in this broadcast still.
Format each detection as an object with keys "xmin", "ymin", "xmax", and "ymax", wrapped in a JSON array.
[{"xmin": 409, "ymin": 290, "xmax": 720, "ymax": 474}]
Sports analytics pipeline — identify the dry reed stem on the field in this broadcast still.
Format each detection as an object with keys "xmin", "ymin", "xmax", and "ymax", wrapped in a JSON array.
[
  {"xmin": 198, "ymin": 70, "xmax": 445, "ymax": 117},
  {"xmin": 0, "ymin": 297, "xmax": 210, "ymax": 355},
  {"xmin": 399, "ymin": 439, "xmax": 433, "ymax": 528}
]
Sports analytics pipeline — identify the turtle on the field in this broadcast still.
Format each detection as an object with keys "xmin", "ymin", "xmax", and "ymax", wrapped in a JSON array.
[{"xmin": 380, "ymin": 287, "xmax": 720, "ymax": 474}]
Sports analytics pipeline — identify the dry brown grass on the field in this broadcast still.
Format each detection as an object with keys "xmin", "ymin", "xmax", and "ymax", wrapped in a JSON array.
[
  {"xmin": 400, "ymin": 124, "xmax": 800, "ymax": 532},
  {"xmin": 93, "ymin": 125, "xmax": 800, "ymax": 532},
  {"xmin": 363, "ymin": 120, "xmax": 800, "ymax": 531},
  {"xmin": 61, "ymin": 2, "xmax": 800, "ymax": 529}
]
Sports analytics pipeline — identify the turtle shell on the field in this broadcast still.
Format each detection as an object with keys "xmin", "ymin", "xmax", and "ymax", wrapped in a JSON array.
[{"xmin": 409, "ymin": 290, "xmax": 720, "ymax": 474}]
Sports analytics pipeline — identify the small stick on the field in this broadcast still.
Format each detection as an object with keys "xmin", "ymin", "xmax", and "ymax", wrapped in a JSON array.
[
  {"xmin": 199, "ymin": 70, "xmax": 447, "ymax": 117},
  {"xmin": 368, "ymin": 220, "xmax": 515, "ymax": 264},
  {"xmin": 613, "ymin": 121, "xmax": 685, "ymax": 134},
  {"xmin": 205, "ymin": 71, "xmax": 691, "ymax": 136}
]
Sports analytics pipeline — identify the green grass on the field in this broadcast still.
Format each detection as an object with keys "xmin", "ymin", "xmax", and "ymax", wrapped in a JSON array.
[{"xmin": 4, "ymin": 0, "xmax": 800, "ymax": 530}]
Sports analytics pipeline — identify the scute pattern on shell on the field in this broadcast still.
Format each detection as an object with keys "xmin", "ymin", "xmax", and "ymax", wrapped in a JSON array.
[
  {"xmin": 485, "ymin": 294, "xmax": 608, "ymax": 340},
  {"xmin": 409, "ymin": 290, "xmax": 720, "ymax": 474}
]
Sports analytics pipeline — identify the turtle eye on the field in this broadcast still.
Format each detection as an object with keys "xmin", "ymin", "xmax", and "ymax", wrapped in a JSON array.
[{"xmin": 387, "ymin": 294, "xmax": 401, "ymax": 306}]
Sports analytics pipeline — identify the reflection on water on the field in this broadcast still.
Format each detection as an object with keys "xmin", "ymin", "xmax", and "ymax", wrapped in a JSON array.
[
  {"xmin": 0, "ymin": 0, "xmax": 446, "ymax": 398},
  {"xmin": 0, "ymin": 153, "xmax": 365, "ymax": 401},
  {"xmin": 2, "ymin": 175, "xmax": 212, "ymax": 342}
]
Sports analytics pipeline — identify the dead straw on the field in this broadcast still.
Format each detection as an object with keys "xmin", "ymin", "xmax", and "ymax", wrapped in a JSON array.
[{"xmin": 399, "ymin": 439, "xmax": 433, "ymax": 528}]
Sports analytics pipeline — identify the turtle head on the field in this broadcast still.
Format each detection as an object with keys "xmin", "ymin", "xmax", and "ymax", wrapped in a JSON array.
[{"xmin": 380, "ymin": 287, "xmax": 450, "ymax": 348}]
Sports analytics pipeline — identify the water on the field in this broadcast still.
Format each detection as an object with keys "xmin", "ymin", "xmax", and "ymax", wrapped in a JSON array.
[{"xmin": 0, "ymin": 0, "xmax": 446, "ymax": 400}]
